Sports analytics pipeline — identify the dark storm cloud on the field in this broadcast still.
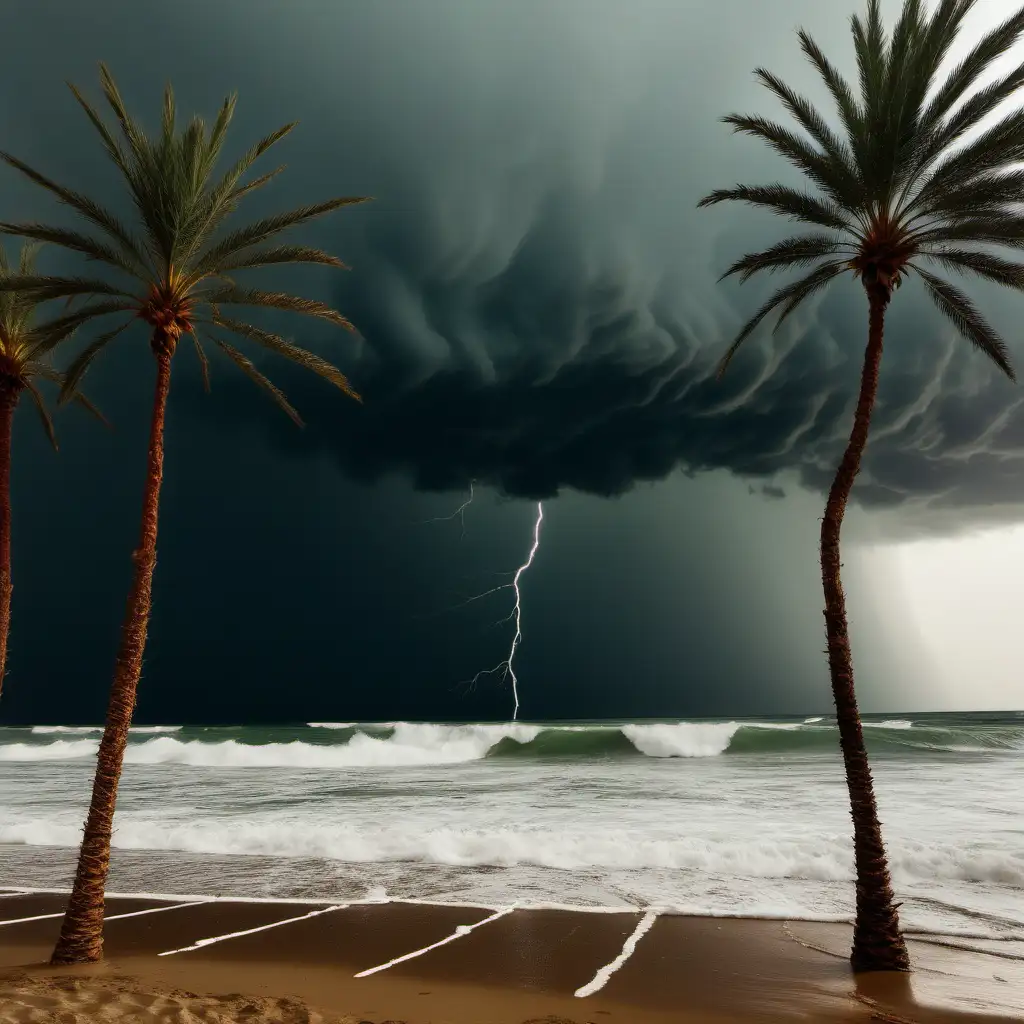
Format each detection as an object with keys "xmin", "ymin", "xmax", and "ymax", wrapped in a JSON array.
[{"xmin": 7, "ymin": 0, "xmax": 1024, "ymax": 520}]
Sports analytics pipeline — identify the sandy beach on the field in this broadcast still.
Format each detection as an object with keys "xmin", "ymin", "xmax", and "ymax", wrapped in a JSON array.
[{"xmin": 0, "ymin": 890, "xmax": 1021, "ymax": 1023}]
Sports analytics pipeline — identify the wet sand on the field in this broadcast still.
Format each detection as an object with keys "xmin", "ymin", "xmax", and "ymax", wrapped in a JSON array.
[{"xmin": 0, "ymin": 889, "xmax": 1021, "ymax": 1023}]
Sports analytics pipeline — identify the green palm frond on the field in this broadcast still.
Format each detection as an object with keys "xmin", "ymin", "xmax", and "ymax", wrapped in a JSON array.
[
  {"xmin": 31, "ymin": 361, "xmax": 110, "ymax": 427},
  {"xmin": 0, "ymin": 242, "xmax": 108, "ymax": 446},
  {"xmin": 26, "ymin": 303, "xmax": 135, "ymax": 361},
  {"xmin": 912, "ymin": 265, "xmax": 1016, "ymax": 380},
  {"xmin": 190, "ymin": 331, "xmax": 211, "ymax": 393},
  {"xmin": 720, "ymin": 115, "xmax": 859, "ymax": 208},
  {"xmin": 697, "ymin": 185, "xmax": 852, "ymax": 231},
  {"xmin": 751, "ymin": 69, "xmax": 861, "ymax": 196},
  {"xmin": 211, "ymin": 335, "xmax": 304, "ymax": 426},
  {"xmin": 214, "ymin": 245, "xmax": 347, "ymax": 275},
  {"xmin": 57, "ymin": 320, "xmax": 134, "ymax": 402},
  {"xmin": 23, "ymin": 379, "xmax": 58, "ymax": 450},
  {"xmin": 0, "ymin": 63, "xmax": 367, "ymax": 414},
  {"xmin": 190, "ymin": 197, "xmax": 370, "ymax": 279},
  {"xmin": 919, "ymin": 5, "xmax": 1024, "ymax": 133},
  {"xmin": 703, "ymin": 0, "xmax": 1023, "ymax": 384},
  {"xmin": 0, "ymin": 158, "xmax": 149, "ymax": 277},
  {"xmin": 211, "ymin": 315, "xmax": 361, "ymax": 400},
  {"xmin": 915, "ymin": 217, "xmax": 1024, "ymax": 249},
  {"xmin": 716, "ymin": 262, "xmax": 845, "ymax": 377},
  {"xmin": 0, "ymin": 275, "xmax": 134, "ymax": 302},
  {"xmin": 920, "ymin": 248, "xmax": 1024, "ymax": 290},
  {"xmin": 720, "ymin": 235, "xmax": 848, "ymax": 283},
  {"xmin": 201, "ymin": 287, "xmax": 355, "ymax": 330}
]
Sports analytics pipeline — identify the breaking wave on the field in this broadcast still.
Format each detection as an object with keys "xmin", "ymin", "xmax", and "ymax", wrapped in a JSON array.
[
  {"xmin": 2, "ymin": 818, "xmax": 1021, "ymax": 889},
  {"xmin": 29, "ymin": 725, "xmax": 182, "ymax": 735},
  {"xmin": 1, "ymin": 719, "xmax": 1021, "ymax": 766}
]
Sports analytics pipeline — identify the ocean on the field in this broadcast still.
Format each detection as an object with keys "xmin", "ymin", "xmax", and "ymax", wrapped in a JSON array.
[{"xmin": 1, "ymin": 713, "xmax": 1022, "ymax": 950}]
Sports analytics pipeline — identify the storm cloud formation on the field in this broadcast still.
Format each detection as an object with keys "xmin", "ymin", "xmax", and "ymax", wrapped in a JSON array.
[
  {"xmin": 5, "ymin": 0, "xmax": 1024, "ymax": 522},
  {"xmin": 0, "ymin": 0, "xmax": 1021, "ymax": 724}
]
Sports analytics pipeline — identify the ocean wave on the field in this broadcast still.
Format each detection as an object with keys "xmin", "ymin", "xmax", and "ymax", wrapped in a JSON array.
[
  {"xmin": 29, "ymin": 725, "xmax": 182, "ymax": 735},
  {"xmin": 3, "ymin": 720, "xmax": 1021, "ymax": 765},
  {"xmin": 3, "ymin": 818, "xmax": 1020, "ymax": 887}
]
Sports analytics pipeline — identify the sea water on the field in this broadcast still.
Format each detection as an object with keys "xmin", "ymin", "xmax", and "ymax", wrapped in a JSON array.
[{"xmin": 0, "ymin": 713, "xmax": 1021, "ymax": 946}]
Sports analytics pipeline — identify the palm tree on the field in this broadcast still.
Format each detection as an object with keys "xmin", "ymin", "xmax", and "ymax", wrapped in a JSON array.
[
  {"xmin": 699, "ymin": 0, "xmax": 1023, "ymax": 972},
  {"xmin": 0, "ymin": 64, "xmax": 369, "ymax": 965},
  {"xmin": 0, "ymin": 241, "xmax": 105, "ymax": 701}
]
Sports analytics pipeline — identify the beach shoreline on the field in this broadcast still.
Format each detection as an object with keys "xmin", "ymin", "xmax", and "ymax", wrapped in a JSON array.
[{"xmin": 0, "ymin": 890, "xmax": 1021, "ymax": 1023}]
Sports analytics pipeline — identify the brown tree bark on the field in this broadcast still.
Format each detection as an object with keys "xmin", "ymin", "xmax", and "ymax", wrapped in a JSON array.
[
  {"xmin": 50, "ymin": 345, "xmax": 174, "ymax": 965},
  {"xmin": 0, "ymin": 386, "xmax": 18, "ymax": 702},
  {"xmin": 820, "ymin": 283, "xmax": 909, "ymax": 973}
]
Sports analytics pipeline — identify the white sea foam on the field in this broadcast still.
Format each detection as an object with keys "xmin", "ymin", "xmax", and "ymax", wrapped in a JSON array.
[
  {"xmin": 28, "ymin": 725, "xmax": 182, "ymax": 735},
  {"xmin": 306, "ymin": 722, "xmax": 358, "ymax": 729},
  {"xmin": 0, "ymin": 740, "xmax": 99, "ymax": 761},
  {"xmin": 29, "ymin": 726, "xmax": 101, "ymax": 735},
  {"xmin": 803, "ymin": 716, "xmax": 824, "ymax": 724},
  {"xmin": 864, "ymin": 720, "xmax": 915, "ymax": 730},
  {"xmin": 621, "ymin": 722, "xmax": 740, "ymax": 757}
]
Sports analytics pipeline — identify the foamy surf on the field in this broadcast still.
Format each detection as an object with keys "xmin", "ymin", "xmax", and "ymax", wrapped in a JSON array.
[{"xmin": 3, "ymin": 718, "xmax": 1021, "ymax": 764}]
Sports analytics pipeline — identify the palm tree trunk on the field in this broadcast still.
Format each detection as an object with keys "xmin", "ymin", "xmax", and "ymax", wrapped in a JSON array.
[
  {"xmin": 820, "ymin": 283, "xmax": 909, "ymax": 974},
  {"xmin": 50, "ymin": 347, "xmax": 174, "ymax": 965},
  {"xmin": 0, "ymin": 386, "xmax": 17, "ymax": 702}
]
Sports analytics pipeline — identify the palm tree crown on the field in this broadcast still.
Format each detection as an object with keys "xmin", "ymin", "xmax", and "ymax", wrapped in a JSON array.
[
  {"xmin": 0, "ymin": 241, "xmax": 101, "ymax": 445},
  {"xmin": 700, "ymin": 0, "xmax": 1024, "ymax": 381},
  {"xmin": 0, "ymin": 63, "xmax": 369, "ymax": 422}
]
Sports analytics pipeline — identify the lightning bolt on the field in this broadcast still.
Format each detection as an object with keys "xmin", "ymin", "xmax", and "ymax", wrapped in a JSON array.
[
  {"xmin": 422, "ymin": 481, "xmax": 474, "ymax": 539},
  {"xmin": 464, "ymin": 502, "xmax": 544, "ymax": 720}
]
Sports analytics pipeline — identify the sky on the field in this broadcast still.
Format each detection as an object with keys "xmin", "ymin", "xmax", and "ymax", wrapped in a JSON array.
[{"xmin": 0, "ymin": 0, "xmax": 1022, "ymax": 724}]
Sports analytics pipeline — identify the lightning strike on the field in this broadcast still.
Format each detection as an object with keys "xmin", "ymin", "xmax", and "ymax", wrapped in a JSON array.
[
  {"xmin": 422, "ymin": 481, "xmax": 475, "ymax": 539},
  {"xmin": 464, "ymin": 502, "xmax": 544, "ymax": 720}
]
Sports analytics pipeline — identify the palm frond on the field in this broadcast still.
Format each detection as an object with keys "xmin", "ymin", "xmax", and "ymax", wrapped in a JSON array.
[
  {"xmin": 920, "ymin": 247, "xmax": 1024, "ymax": 290},
  {"xmin": 798, "ymin": 31, "xmax": 866, "ymax": 169},
  {"xmin": 697, "ymin": 185, "xmax": 852, "ymax": 231},
  {"xmin": 720, "ymin": 235, "xmax": 846, "ymax": 283},
  {"xmin": 57, "ymin": 320, "xmax": 134, "ymax": 402},
  {"xmin": 212, "ymin": 315, "xmax": 361, "ymax": 400},
  {"xmin": 214, "ymin": 245, "xmax": 347, "ymax": 275},
  {"xmin": 23, "ymin": 380, "xmax": 58, "ymax": 451},
  {"xmin": 914, "ymin": 216, "xmax": 1024, "ymax": 249},
  {"xmin": 29, "ymin": 361, "xmax": 110, "ymax": 426},
  {"xmin": 716, "ymin": 262, "xmax": 845, "ymax": 377},
  {"xmin": 920, "ymin": 5, "xmax": 1024, "ymax": 133},
  {"xmin": 0, "ymin": 221, "xmax": 144, "ymax": 280},
  {"xmin": 721, "ymin": 115, "xmax": 857, "ymax": 207},
  {"xmin": 27, "ymin": 304, "xmax": 134, "ymax": 361},
  {"xmin": 190, "ymin": 197, "xmax": 370, "ymax": 278},
  {"xmin": 0, "ymin": 274, "xmax": 135, "ymax": 302},
  {"xmin": 752, "ymin": 69, "xmax": 861, "ymax": 196},
  {"xmin": 910, "ymin": 108, "xmax": 1024, "ymax": 214},
  {"xmin": 200, "ymin": 287, "xmax": 355, "ymax": 330},
  {"xmin": 0, "ymin": 154, "xmax": 148, "ymax": 277},
  {"xmin": 912, "ymin": 265, "xmax": 1016, "ymax": 380},
  {"xmin": 175, "ymin": 123, "xmax": 294, "ymax": 262},
  {"xmin": 211, "ymin": 335, "xmax": 304, "ymax": 426},
  {"xmin": 190, "ymin": 331, "xmax": 211, "ymax": 393}
]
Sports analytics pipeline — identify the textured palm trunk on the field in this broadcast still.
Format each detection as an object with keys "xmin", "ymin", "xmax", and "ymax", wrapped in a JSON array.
[
  {"xmin": 820, "ymin": 283, "xmax": 909, "ymax": 973},
  {"xmin": 0, "ymin": 386, "xmax": 17, "ymax": 702},
  {"xmin": 50, "ymin": 344, "xmax": 174, "ymax": 965}
]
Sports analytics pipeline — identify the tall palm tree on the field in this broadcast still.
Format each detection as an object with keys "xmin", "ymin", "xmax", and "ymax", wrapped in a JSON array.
[
  {"xmin": 699, "ymin": 0, "xmax": 1022, "ymax": 972},
  {"xmin": 0, "ymin": 64, "xmax": 369, "ymax": 965},
  {"xmin": 0, "ymin": 241, "xmax": 105, "ymax": 701}
]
